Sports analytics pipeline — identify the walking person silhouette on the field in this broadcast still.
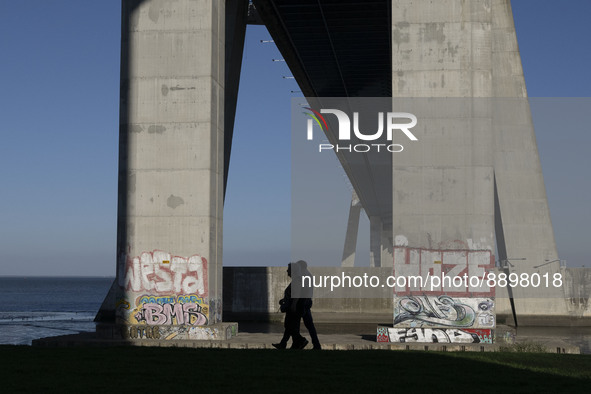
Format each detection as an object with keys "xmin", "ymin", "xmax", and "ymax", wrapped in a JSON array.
[
  {"xmin": 294, "ymin": 260, "xmax": 321, "ymax": 349},
  {"xmin": 273, "ymin": 261, "xmax": 321, "ymax": 350},
  {"xmin": 273, "ymin": 262, "xmax": 308, "ymax": 349}
]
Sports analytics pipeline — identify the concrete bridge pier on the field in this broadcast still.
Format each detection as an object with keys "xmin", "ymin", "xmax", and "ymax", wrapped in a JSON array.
[
  {"xmin": 389, "ymin": 0, "xmax": 568, "ymax": 335},
  {"xmin": 97, "ymin": 0, "xmax": 246, "ymax": 340}
]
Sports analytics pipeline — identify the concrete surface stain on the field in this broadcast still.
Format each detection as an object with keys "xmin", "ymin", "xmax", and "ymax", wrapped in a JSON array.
[
  {"xmin": 167, "ymin": 194, "xmax": 184, "ymax": 209},
  {"xmin": 148, "ymin": 125, "xmax": 166, "ymax": 134}
]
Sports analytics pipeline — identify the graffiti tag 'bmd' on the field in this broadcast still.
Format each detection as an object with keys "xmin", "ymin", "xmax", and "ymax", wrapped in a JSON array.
[
  {"xmin": 136, "ymin": 302, "xmax": 208, "ymax": 326},
  {"xmin": 394, "ymin": 295, "xmax": 475, "ymax": 327}
]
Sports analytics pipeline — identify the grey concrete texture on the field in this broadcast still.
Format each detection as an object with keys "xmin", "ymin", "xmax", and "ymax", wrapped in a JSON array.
[
  {"xmin": 223, "ymin": 267, "xmax": 591, "ymax": 325},
  {"xmin": 390, "ymin": 0, "xmax": 564, "ymax": 319},
  {"xmin": 116, "ymin": 0, "xmax": 228, "ymax": 326},
  {"xmin": 341, "ymin": 191, "xmax": 362, "ymax": 267}
]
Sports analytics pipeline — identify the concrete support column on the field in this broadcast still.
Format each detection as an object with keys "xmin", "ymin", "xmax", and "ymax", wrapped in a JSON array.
[
  {"xmin": 390, "ymin": 0, "xmax": 497, "ymax": 341},
  {"xmin": 370, "ymin": 216, "xmax": 383, "ymax": 267},
  {"xmin": 115, "ymin": 0, "xmax": 226, "ymax": 332},
  {"xmin": 490, "ymin": 0, "xmax": 565, "ymax": 319},
  {"xmin": 224, "ymin": 0, "xmax": 248, "ymax": 197},
  {"xmin": 380, "ymin": 223, "xmax": 393, "ymax": 267},
  {"xmin": 391, "ymin": 0, "xmax": 495, "ymax": 252},
  {"xmin": 390, "ymin": 0, "xmax": 565, "ymax": 328},
  {"xmin": 491, "ymin": 0, "xmax": 559, "ymax": 269},
  {"xmin": 341, "ymin": 191, "xmax": 362, "ymax": 267}
]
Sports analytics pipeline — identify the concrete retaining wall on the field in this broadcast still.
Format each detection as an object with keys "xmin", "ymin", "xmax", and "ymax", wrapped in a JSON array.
[{"xmin": 223, "ymin": 267, "xmax": 591, "ymax": 326}]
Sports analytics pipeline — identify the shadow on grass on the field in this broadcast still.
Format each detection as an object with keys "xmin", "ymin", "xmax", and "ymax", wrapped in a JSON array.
[{"xmin": 1, "ymin": 346, "xmax": 589, "ymax": 393}]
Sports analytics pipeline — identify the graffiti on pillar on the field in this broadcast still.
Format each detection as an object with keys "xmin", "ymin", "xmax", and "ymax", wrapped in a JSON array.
[
  {"xmin": 117, "ymin": 293, "xmax": 209, "ymax": 326},
  {"xmin": 115, "ymin": 250, "xmax": 209, "ymax": 329},
  {"xmin": 127, "ymin": 294, "xmax": 209, "ymax": 326},
  {"xmin": 121, "ymin": 325, "xmax": 225, "ymax": 340},
  {"xmin": 156, "ymin": 325, "xmax": 221, "ymax": 340},
  {"xmin": 393, "ymin": 295, "xmax": 495, "ymax": 329},
  {"xmin": 117, "ymin": 250, "xmax": 208, "ymax": 296},
  {"xmin": 377, "ymin": 327, "xmax": 493, "ymax": 344},
  {"xmin": 392, "ymin": 246, "xmax": 495, "ymax": 343},
  {"xmin": 393, "ymin": 247, "xmax": 495, "ymax": 297},
  {"xmin": 122, "ymin": 326, "xmax": 162, "ymax": 340}
]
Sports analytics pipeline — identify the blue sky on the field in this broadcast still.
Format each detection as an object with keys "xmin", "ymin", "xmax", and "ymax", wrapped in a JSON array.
[{"xmin": 0, "ymin": 1, "xmax": 589, "ymax": 276}]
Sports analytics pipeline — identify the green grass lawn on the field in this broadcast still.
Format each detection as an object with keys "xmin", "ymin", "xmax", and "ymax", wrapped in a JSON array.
[{"xmin": 1, "ymin": 346, "xmax": 589, "ymax": 393}]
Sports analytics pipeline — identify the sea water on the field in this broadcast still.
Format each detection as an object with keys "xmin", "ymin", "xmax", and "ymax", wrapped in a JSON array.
[{"xmin": 0, "ymin": 277, "xmax": 113, "ymax": 345}]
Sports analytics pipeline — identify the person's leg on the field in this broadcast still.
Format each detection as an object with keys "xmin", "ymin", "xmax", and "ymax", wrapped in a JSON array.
[
  {"xmin": 272, "ymin": 331, "xmax": 290, "ymax": 349},
  {"xmin": 287, "ymin": 310, "xmax": 308, "ymax": 349},
  {"xmin": 272, "ymin": 313, "xmax": 291, "ymax": 349},
  {"xmin": 302, "ymin": 307, "xmax": 321, "ymax": 349}
]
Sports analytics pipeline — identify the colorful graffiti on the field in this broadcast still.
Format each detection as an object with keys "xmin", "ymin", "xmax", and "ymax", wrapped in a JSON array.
[
  {"xmin": 393, "ymin": 247, "xmax": 495, "ymax": 297},
  {"xmin": 122, "ymin": 326, "xmax": 162, "ymax": 340},
  {"xmin": 464, "ymin": 329, "xmax": 493, "ymax": 344},
  {"xmin": 120, "ymin": 324, "xmax": 235, "ymax": 340},
  {"xmin": 115, "ymin": 250, "xmax": 211, "ymax": 336},
  {"xmin": 118, "ymin": 250, "xmax": 208, "ymax": 296},
  {"xmin": 391, "ymin": 246, "xmax": 496, "ymax": 343},
  {"xmin": 378, "ymin": 327, "xmax": 493, "ymax": 344},
  {"xmin": 393, "ymin": 295, "xmax": 495, "ymax": 328},
  {"xmin": 136, "ymin": 302, "xmax": 207, "ymax": 326},
  {"xmin": 153, "ymin": 325, "xmax": 220, "ymax": 340},
  {"xmin": 118, "ymin": 293, "xmax": 209, "ymax": 326},
  {"xmin": 377, "ymin": 326, "xmax": 389, "ymax": 342}
]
